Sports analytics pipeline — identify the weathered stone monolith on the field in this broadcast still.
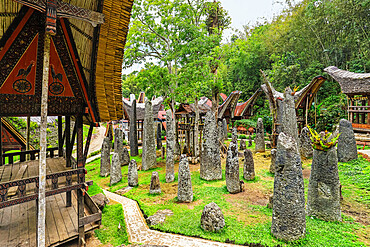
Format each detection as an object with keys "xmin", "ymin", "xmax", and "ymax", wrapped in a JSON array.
[
  {"xmin": 240, "ymin": 139, "xmax": 246, "ymax": 150},
  {"xmin": 255, "ymin": 118, "xmax": 265, "ymax": 152},
  {"xmin": 307, "ymin": 147, "xmax": 341, "ymax": 221},
  {"xmin": 100, "ymin": 137, "xmax": 111, "ymax": 177},
  {"xmin": 337, "ymin": 119, "xmax": 357, "ymax": 162},
  {"xmin": 218, "ymin": 120, "xmax": 224, "ymax": 143},
  {"xmin": 114, "ymin": 128, "xmax": 124, "ymax": 164},
  {"xmin": 223, "ymin": 118, "xmax": 228, "ymax": 139},
  {"xmin": 149, "ymin": 171, "xmax": 161, "ymax": 194},
  {"xmin": 128, "ymin": 159, "xmax": 138, "ymax": 187},
  {"xmin": 269, "ymin": 149, "xmax": 277, "ymax": 174},
  {"xmin": 142, "ymin": 100, "xmax": 157, "ymax": 171},
  {"xmin": 122, "ymin": 147, "xmax": 130, "ymax": 166},
  {"xmin": 299, "ymin": 127, "xmax": 313, "ymax": 158},
  {"xmin": 177, "ymin": 155, "xmax": 193, "ymax": 202},
  {"xmin": 200, "ymin": 111, "xmax": 222, "ymax": 181},
  {"xmin": 165, "ymin": 109, "xmax": 175, "ymax": 183},
  {"xmin": 243, "ymin": 149, "xmax": 255, "ymax": 180},
  {"xmin": 232, "ymin": 127, "xmax": 238, "ymax": 142},
  {"xmin": 271, "ymin": 132, "xmax": 306, "ymax": 241},
  {"xmin": 129, "ymin": 99, "xmax": 139, "ymax": 156},
  {"xmin": 281, "ymin": 88, "xmax": 299, "ymax": 142},
  {"xmin": 225, "ymin": 140, "xmax": 241, "ymax": 194},
  {"xmin": 156, "ymin": 122, "xmax": 162, "ymax": 150},
  {"xmin": 110, "ymin": 153, "xmax": 122, "ymax": 185},
  {"xmin": 201, "ymin": 202, "xmax": 225, "ymax": 232},
  {"xmin": 248, "ymin": 135, "xmax": 252, "ymax": 147}
]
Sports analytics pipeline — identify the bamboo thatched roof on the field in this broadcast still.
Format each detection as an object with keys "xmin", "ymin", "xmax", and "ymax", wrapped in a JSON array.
[
  {"xmin": 0, "ymin": 0, "xmax": 134, "ymax": 123},
  {"xmin": 324, "ymin": 66, "xmax": 370, "ymax": 96},
  {"xmin": 234, "ymin": 89, "xmax": 262, "ymax": 117}
]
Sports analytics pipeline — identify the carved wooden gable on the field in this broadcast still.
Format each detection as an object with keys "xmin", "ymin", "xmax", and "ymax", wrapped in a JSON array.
[{"xmin": 0, "ymin": 7, "xmax": 93, "ymax": 118}]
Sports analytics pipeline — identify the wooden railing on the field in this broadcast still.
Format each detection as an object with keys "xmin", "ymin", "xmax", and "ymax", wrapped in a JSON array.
[
  {"xmin": 348, "ymin": 106, "xmax": 370, "ymax": 113},
  {"xmin": 2, "ymin": 147, "xmax": 59, "ymax": 165}
]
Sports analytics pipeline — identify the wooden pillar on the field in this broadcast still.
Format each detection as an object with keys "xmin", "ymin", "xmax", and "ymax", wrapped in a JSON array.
[
  {"xmin": 65, "ymin": 116, "xmax": 71, "ymax": 167},
  {"xmin": 83, "ymin": 123, "xmax": 94, "ymax": 165},
  {"xmin": 38, "ymin": 31, "xmax": 51, "ymax": 247},
  {"xmin": 58, "ymin": 116, "xmax": 63, "ymax": 157},
  {"xmin": 26, "ymin": 115, "xmax": 31, "ymax": 160},
  {"xmin": 65, "ymin": 115, "xmax": 71, "ymax": 207},
  {"xmin": 76, "ymin": 115, "xmax": 85, "ymax": 246},
  {"xmin": 0, "ymin": 117, "xmax": 2, "ymax": 166}
]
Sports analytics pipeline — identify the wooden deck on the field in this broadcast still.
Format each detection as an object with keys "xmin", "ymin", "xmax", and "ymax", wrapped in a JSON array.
[{"xmin": 0, "ymin": 158, "xmax": 100, "ymax": 246}]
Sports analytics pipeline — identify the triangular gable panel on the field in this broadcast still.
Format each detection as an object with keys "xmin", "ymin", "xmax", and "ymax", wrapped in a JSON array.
[
  {"xmin": 0, "ymin": 7, "xmax": 97, "ymax": 121},
  {"xmin": 0, "ymin": 34, "xmax": 38, "ymax": 95},
  {"xmin": 48, "ymin": 38, "xmax": 74, "ymax": 97}
]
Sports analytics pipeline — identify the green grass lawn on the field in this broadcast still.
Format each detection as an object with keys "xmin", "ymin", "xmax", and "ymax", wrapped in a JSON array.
[{"xmin": 86, "ymin": 143, "xmax": 369, "ymax": 247}]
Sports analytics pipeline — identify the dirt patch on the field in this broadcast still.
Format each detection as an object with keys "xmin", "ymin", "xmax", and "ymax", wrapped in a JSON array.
[
  {"xmin": 224, "ymin": 183, "xmax": 269, "ymax": 206},
  {"xmin": 342, "ymin": 200, "xmax": 370, "ymax": 226},
  {"xmin": 355, "ymin": 226, "xmax": 370, "ymax": 246},
  {"xmin": 302, "ymin": 168, "xmax": 311, "ymax": 179},
  {"xmin": 177, "ymin": 199, "xmax": 204, "ymax": 209}
]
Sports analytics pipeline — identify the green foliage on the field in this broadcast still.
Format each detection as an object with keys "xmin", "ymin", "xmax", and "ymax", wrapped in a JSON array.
[
  {"xmin": 239, "ymin": 134, "xmax": 247, "ymax": 139},
  {"xmin": 234, "ymin": 119, "xmax": 257, "ymax": 128},
  {"xmin": 307, "ymin": 125, "xmax": 340, "ymax": 151},
  {"xmin": 227, "ymin": 132, "xmax": 232, "ymax": 138},
  {"xmin": 95, "ymin": 204, "xmax": 129, "ymax": 246}
]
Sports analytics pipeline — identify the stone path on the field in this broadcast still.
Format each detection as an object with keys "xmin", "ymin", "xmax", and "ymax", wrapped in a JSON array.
[{"xmin": 103, "ymin": 190, "xmax": 239, "ymax": 247}]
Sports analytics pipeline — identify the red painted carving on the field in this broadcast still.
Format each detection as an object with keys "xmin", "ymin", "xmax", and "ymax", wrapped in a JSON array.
[
  {"xmin": 0, "ymin": 34, "xmax": 38, "ymax": 95},
  {"xmin": 48, "ymin": 39, "xmax": 74, "ymax": 97}
]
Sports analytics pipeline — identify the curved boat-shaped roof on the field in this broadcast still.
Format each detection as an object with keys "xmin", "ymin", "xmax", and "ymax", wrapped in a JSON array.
[{"xmin": 324, "ymin": 66, "xmax": 370, "ymax": 95}]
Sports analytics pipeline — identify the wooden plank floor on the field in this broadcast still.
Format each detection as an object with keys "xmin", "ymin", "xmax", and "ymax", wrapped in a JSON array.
[
  {"xmin": 0, "ymin": 191, "xmax": 99, "ymax": 247},
  {"xmin": 0, "ymin": 158, "xmax": 99, "ymax": 246}
]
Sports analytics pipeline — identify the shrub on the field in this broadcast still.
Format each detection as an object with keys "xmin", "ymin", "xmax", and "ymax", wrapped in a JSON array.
[{"xmin": 227, "ymin": 133, "xmax": 232, "ymax": 138}]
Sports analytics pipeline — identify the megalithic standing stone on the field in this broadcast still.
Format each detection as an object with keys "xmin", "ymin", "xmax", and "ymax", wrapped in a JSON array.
[
  {"xmin": 142, "ymin": 100, "xmax": 157, "ymax": 171},
  {"xmin": 114, "ymin": 128, "xmax": 124, "ymax": 165},
  {"xmin": 200, "ymin": 111, "xmax": 222, "ymax": 181},
  {"xmin": 337, "ymin": 119, "xmax": 358, "ymax": 162},
  {"xmin": 100, "ymin": 137, "xmax": 111, "ymax": 177},
  {"xmin": 128, "ymin": 159, "xmax": 138, "ymax": 187},
  {"xmin": 281, "ymin": 87, "xmax": 299, "ymax": 142},
  {"xmin": 225, "ymin": 139, "xmax": 241, "ymax": 193},
  {"xmin": 157, "ymin": 122, "xmax": 162, "ymax": 150},
  {"xmin": 243, "ymin": 149, "xmax": 255, "ymax": 180},
  {"xmin": 307, "ymin": 146, "xmax": 341, "ymax": 221},
  {"xmin": 299, "ymin": 127, "xmax": 313, "ymax": 158},
  {"xmin": 177, "ymin": 154, "xmax": 193, "ymax": 202},
  {"xmin": 129, "ymin": 99, "xmax": 139, "ymax": 156},
  {"xmin": 271, "ymin": 133, "xmax": 306, "ymax": 241},
  {"xmin": 165, "ymin": 109, "xmax": 175, "ymax": 183},
  {"xmin": 110, "ymin": 153, "xmax": 122, "ymax": 186},
  {"xmin": 255, "ymin": 118, "xmax": 265, "ymax": 152}
]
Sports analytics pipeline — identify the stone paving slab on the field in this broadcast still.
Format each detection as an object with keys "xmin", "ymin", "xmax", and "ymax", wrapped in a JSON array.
[{"xmin": 103, "ymin": 190, "xmax": 240, "ymax": 247}]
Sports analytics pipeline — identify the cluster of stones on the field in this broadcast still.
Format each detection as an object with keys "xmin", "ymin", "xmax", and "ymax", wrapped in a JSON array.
[
  {"xmin": 142, "ymin": 100, "xmax": 157, "ymax": 171},
  {"xmin": 200, "ymin": 111, "xmax": 222, "ymax": 181}
]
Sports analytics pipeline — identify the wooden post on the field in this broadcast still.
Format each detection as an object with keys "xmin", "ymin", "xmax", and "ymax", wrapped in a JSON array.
[
  {"xmin": 0, "ymin": 117, "xmax": 2, "ymax": 166},
  {"xmin": 83, "ymin": 123, "xmax": 94, "ymax": 165},
  {"xmin": 65, "ymin": 115, "xmax": 71, "ymax": 207},
  {"xmin": 26, "ymin": 115, "xmax": 31, "ymax": 160},
  {"xmin": 65, "ymin": 116, "xmax": 71, "ymax": 167},
  {"xmin": 367, "ymin": 98, "xmax": 370, "ymax": 124},
  {"xmin": 38, "ymin": 31, "xmax": 51, "ymax": 247},
  {"xmin": 58, "ymin": 116, "xmax": 63, "ymax": 157},
  {"xmin": 76, "ymin": 115, "xmax": 85, "ymax": 246}
]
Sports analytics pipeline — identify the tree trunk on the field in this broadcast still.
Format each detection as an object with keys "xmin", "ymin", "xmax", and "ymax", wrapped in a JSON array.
[{"xmin": 38, "ymin": 32, "xmax": 51, "ymax": 247}]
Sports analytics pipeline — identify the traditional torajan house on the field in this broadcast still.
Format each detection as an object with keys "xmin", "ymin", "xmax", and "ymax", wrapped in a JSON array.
[
  {"xmin": 0, "ymin": 0, "xmax": 133, "ymax": 246},
  {"xmin": 325, "ymin": 66, "xmax": 370, "ymax": 133},
  {"xmin": 232, "ymin": 89, "xmax": 262, "ymax": 121},
  {"xmin": 261, "ymin": 73, "xmax": 326, "ymax": 147}
]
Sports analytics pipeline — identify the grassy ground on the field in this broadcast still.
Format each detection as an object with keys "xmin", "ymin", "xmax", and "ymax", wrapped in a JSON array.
[{"xmin": 86, "ymin": 142, "xmax": 369, "ymax": 247}]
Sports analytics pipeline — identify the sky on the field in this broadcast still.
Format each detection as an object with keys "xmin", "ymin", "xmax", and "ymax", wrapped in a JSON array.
[
  {"xmin": 123, "ymin": 0, "xmax": 292, "ymax": 74},
  {"xmin": 219, "ymin": 0, "xmax": 287, "ymax": 41}
]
